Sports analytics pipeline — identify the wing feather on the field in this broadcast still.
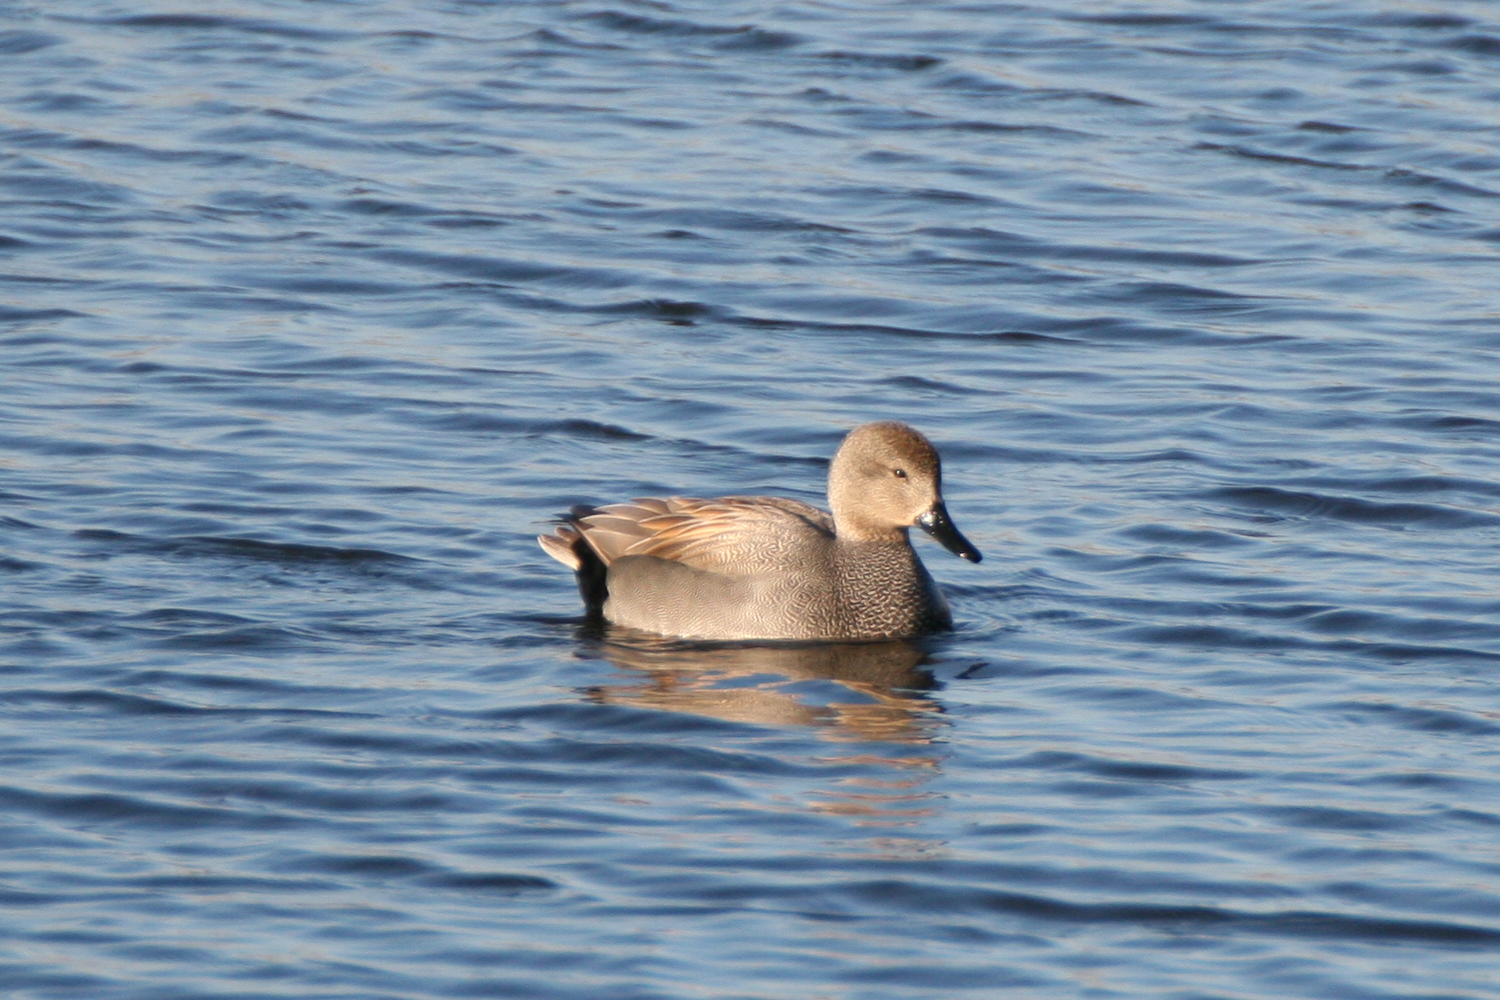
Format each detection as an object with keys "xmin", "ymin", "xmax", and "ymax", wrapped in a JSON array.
[{"xmin": 567, "ymin": 495, "xmax": 833, "ymax": 572}]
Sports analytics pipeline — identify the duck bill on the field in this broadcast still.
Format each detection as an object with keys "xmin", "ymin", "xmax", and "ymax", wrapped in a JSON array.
[{"xmin": 915, "ymin": 502, "xmax": 982, "ymax": 563}]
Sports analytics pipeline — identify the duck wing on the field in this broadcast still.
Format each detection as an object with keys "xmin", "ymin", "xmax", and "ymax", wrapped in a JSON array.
[{"xmin": 572, "ymin": 496, "xmax": 833, "ymax": 573}]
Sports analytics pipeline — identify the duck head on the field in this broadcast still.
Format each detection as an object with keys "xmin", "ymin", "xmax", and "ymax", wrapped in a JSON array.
[{"xmin": 827, "ymin": 421, "xmax": 981, "ymax": 562}]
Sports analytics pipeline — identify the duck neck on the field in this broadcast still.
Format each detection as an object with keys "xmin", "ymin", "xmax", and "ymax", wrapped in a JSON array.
[{"xmin": 832, "ymin": 518, "xmax": 910, "ymax": 545}]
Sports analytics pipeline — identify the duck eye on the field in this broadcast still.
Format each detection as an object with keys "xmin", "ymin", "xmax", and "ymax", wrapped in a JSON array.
[{"xmin": 893, "ymin": 468, "xmax": 907, "ymax": 479}]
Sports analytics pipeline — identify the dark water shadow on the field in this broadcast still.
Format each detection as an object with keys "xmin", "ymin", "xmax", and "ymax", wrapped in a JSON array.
[{"xmin": 576, "ymin": 629, "xmax": 946, "ymax": 744}]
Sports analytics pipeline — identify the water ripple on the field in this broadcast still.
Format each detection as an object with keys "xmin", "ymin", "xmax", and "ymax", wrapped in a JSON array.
[{"xmin": 3, "ymin": 2, "xmax": 1499, "ymax": 998}]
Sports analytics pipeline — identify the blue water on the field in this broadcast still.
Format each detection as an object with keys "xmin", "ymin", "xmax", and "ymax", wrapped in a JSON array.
[{"xmin": 4, "ymin": 2, "xmax": 1500, "ymax": 997}]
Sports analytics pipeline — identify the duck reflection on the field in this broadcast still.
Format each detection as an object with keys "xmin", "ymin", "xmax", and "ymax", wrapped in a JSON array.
[{"xmin": 578, "ymin": 631, "xmax": 944, "ymax": 744}]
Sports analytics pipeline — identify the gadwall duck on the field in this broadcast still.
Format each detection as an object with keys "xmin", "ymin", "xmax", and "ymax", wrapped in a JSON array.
[{"xmin": 538, "ymin": 421, "xmax": 981, "ymax": 641}]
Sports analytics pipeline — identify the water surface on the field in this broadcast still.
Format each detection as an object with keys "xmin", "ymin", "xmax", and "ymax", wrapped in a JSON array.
[{"xmin": 3, "ymin": 2, "xmax": 1500, "ymax": 997}]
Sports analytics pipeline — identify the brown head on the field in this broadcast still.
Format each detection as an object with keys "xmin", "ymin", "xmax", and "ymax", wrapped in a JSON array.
[{"xmin": 827, "ymin": 421, "xmax": 981, "ymax": 562}]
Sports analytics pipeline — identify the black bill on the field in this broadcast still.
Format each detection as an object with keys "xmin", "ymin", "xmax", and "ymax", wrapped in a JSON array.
[{"xmin": 915, "ymin": 502, "xmax": 982, "ymax": 563}]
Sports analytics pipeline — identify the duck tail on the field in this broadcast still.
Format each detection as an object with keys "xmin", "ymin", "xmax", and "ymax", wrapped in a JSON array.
[{"xmin": 538, "ymin": 508, "xmax": 609, "ymax": 615}]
